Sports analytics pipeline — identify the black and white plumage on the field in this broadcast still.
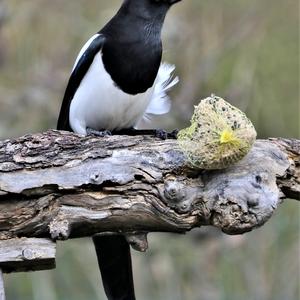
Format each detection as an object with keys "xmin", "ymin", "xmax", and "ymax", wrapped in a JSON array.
[
  {"xmin": 57, "ymin": 0, "xmax": 181, "ymax": 299},
  {"xmin": 57, "ymin": 1, "xmax": 180, "ymax": 134},
  {"xmin": 68, "ymin": 33, "xmax": 177, "ymax": 133}
]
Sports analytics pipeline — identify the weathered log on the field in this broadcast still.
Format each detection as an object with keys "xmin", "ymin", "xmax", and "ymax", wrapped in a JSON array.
[
  {"xmin": 0, "ymin": 130, "xmax": 298, "ymax": 244},
  {"xmin": 0, "ymin": 238, "xmax": 56, "ymax": 273}
]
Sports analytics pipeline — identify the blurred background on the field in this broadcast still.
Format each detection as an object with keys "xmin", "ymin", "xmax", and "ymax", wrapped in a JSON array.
[{"xmin": 0, "ymin": 0, "xmax": 299, "ymax": 299}]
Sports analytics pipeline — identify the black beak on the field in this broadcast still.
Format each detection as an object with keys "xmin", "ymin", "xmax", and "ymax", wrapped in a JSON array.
[{"xmin": 154, "ymin": 0, "xmax": 182, "ymax": 5}]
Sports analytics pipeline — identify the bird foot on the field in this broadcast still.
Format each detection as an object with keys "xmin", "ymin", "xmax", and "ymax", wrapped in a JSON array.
[
  {"xmin": 86, "ymin": 128, "xmax": 112, "ymax": 137},
  {"xmin": 113, "ymin": 128, "xmax": 179, "ymax": 140},
  {"xmin": 86, "ymin": 128, "xmax": 178, "ymax": 139},
  {"xmin": 155, "ymin": 129, "xmax": 179, "ymax": 140}
]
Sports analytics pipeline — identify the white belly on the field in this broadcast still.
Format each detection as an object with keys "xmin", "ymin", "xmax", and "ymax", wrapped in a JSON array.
[{"xmin": 69, "ymin": 52, "xmax": 154, "ymax": 135}]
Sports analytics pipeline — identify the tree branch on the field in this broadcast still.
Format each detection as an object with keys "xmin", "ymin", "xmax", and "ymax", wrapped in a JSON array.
[{"xmin": 0, "ymin": 130, "xmax": 298, "ymax": 246}]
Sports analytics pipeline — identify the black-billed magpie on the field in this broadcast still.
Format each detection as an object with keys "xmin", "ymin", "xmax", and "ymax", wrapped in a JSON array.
[{"xmin": 57, "ymin": 0, "xmax": 182, "ymax": 299}]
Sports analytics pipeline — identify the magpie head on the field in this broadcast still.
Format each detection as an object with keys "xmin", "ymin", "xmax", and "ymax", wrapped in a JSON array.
[
  {"xmin": 152, "ymin": 0, "xmax": 181, "ymax": 5},
  {"xmin": 152, "ymin": 0, "xmax": 182, "ymax": 5},
  {"xmin": 122, "ymin": 0, "xmax": 182, "ymax": 21}
]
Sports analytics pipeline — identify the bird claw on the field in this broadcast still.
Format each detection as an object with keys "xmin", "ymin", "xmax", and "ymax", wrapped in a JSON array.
[
  {"xmin": 86, "ymin": 128, "xmax": 112, "ymax": 137},
  {"xmin": 168, "ymin": 129, "xmax": 179, "ymax": 139},
  {"xmin": 155, "ymin": 129, "xmax": 178, "ymax": 140},
  {"xmin": 86, "ymin": 127, "xmax": 178, "ymax": 140},
  {"xmin": 155, "ymin": 129, "xmax": 168, "ymax": 140}
]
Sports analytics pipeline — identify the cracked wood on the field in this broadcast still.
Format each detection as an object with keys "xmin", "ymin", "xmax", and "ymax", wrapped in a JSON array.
[{"xmin": 0, "ymin": 130, "xmax": 298, "ymax": 241}]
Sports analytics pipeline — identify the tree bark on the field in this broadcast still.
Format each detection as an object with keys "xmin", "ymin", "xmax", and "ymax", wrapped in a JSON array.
[{"xmin": 0, "ymin": 130, "xmax": 298, "ymax": 245}]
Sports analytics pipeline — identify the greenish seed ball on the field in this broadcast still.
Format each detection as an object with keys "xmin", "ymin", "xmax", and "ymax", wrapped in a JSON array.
[{"xmin": 177, "ymin": 95, "xmax": 257, "ymax": 170}]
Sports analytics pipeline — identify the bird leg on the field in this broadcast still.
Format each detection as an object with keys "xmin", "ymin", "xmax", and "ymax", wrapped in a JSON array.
[
  {"xmin": 86, "ymin": 127, "xmax": 178, "ymax": 139},
  {"xmin": 113, "ymin": 128, "xmax": 179, "ymax": 140}
]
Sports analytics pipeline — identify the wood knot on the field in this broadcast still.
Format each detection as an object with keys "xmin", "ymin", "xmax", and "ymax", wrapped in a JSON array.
[
  {"xmin": 162, "ymin": 178, "xmax": 195, "ymax": 213},
  {"xmin": 49, "ymin": 218, "xmax": 70, "ymax": 240},
  {"xmin": 125, "ymin": 233, "xmax": 148, "ymax": 252},
  {"xmin": 22, "ymin": 248, "xmax": 39, "ymax": 260}
]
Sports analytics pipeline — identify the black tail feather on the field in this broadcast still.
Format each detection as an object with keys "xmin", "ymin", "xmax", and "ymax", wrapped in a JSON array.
[{"xmin": 93, "ymin": 235, "xmax": 136, "ymax": 300}]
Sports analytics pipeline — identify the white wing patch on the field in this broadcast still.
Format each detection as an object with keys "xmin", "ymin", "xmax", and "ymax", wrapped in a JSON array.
[
  {"xmin": 72, "ymin": 34, "xmax": 101, "ymax": 72},
  {"xmin": 143, "ymin": 63, "xmax": 179, "ymax": 121}
]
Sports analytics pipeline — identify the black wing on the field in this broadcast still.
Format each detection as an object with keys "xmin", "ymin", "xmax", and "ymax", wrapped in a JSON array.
[{"xmin": 57, "ymin": 34, "xmax": 106, "ymax": 131}]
